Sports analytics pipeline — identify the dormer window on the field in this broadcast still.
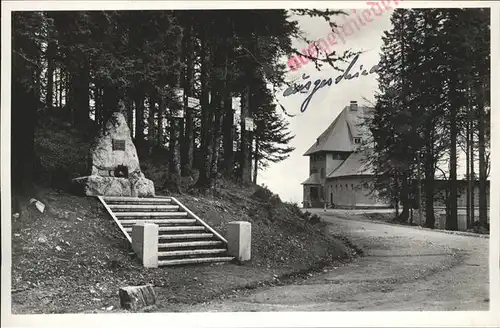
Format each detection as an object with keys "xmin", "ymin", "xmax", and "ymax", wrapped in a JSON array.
[{"xmin": 354, "ymin": 138, "xmax": 361, "ymax": 144}]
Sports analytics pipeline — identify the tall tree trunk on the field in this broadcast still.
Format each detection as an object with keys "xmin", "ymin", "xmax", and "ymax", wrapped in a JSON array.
[
  {"xmin": 424, "ymin": 144, "xmax": 435, "ymax": 228},
  {"xmin": 102, "ymin": 85, "xmax": 118, "ymax": 124},
  {"xmin": 196, "ymin": 27, "xmax": 214, "ymax": 189},
  {"xmin": 125, "ymin": 95, "xmax": 134, "ymax": 137},
  {"xmin": 465, "ymin": 113, "xmax": 471, "ymax": 228},
  {"xmin": 210, "ymin": 42, "xmax": 230, "ymax": 189},
  {"xmin": 470, "ymin": 116, "xmax": 475, "ymax": 224},
  {"xmin": 11, "ymin": 80, "xmax": 38, "ymax": 197},
  {"xmin": 447, "ymin": 79, "xmax": 458, "ymax": 231},
  {"xmin": 181, "ymin": 22, "xmax": 194, "ymax": 176},
  {"xmin": 94, "ymin": 85, "xmax": 101, "ymax": 127},
  {"xmin": 59, "ymin": 69, "xmax": 64, "ymax": 107},
  {"xmin": 476, "ymin": 82, "xmax": 488, "ymax": 227},
  {"xmin": 223, "ymin": 90, "xmax": 234, "ymax": 177},
  {"xmin": 134, "ymin": 89, "xmax": 145, "ymax": 155},
  {"xmin": 223, "ymin": 25, "xmax": 235, "ymax": 178},
  {"xmin": 211, "ymin": 100, "xmax": 222, "ymax": 189},
  {"xmin": 54, "ymin": 68, "xmax": 59, "ymax": 108},
  {"xmin": 148, "ymin": 95, "xmax": 156, "ymax": 144},
  {"xmin": 65, "ymin": 71, "xmax": 71, "ymax": 110},
  {"xmin": 74, "ymin": 59, "xmax": 90, "ymax": 129},
  {"xmin": 240, "ymin": 84, "xmax": 252, "ymax": 183},
  {"xmin": 253, "ymin": 139, "xmax": 259, "ymax": 184},
  {"xmin": 167, "ymin": 116, "xmax": 181, "ymax": 193},
  {"xmin": 208, "ymin": 41, "xmax": 224, "ymax": 190},
  {"xmin": 466, "ymin": 80, "xmax": 474, "ymax": 228},
  {"xmin": 157, "ymin": 95, "xmax": 165, "ymax": 146},
  {"xmin": 397, "ymin": 180, "xmax": 410, "ymax": 222},
  {"xmin": 46, "ymin": 41, "xmax": 56, "ymax": 111},
  {"xmin": 67, "ymin": 72, "xmax": 74, "ymax": 122}
]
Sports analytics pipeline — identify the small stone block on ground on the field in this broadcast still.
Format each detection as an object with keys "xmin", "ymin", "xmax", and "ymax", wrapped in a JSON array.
[
  {"xmin": 227, "ymin": 221, "xmax": 251, "ymax": 262},
  {"xmin": 119, "ymin": 285, "xmax": 156, "ymax": 311}
]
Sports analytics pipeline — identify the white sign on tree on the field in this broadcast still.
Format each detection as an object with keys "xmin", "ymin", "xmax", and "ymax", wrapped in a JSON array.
[
  {"xmin": 244, "ymin": 117, "xmax": 254, "ymax": 131},
  {"xmin": 187, "ymin": 96, "xmax": 200, "ymax": 109},
  {"xmin": 171, "ymin": 88, "xmax": 185, "ymax": 118},
  {"xmin": 232, "ymin": 97, "xmax": 241, "ymax": 126}
]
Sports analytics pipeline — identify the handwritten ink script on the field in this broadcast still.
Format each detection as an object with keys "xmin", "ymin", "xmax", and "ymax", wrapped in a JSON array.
[
  {"xmin": 287, "ymin": 0, "xmax": 400, "ymax": 72},
  {"xmin": 282, "ymin": 54, "xmax": 379, "ymax": 113}
]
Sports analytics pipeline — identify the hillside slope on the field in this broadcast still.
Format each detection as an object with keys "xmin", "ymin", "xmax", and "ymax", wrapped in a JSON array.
[{"xmin": 11, "ymin": 117, "xmax": 357, "ymax": 313}]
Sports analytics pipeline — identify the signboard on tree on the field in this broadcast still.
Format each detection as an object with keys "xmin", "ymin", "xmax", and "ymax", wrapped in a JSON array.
[
  {"xmin": 245, "ymin": 117, "xmax": 254, "ymax": 131},
  {"xmin": 187, "ymin": 96, "xmax": 200, "ymax": 109},
  {"xmin": 232, "ymin": 97, "xmax": 241, "ymax": 110},
  {"xmin": 169, "ymin": 88, "xmax": 185, "ymax": 118}
]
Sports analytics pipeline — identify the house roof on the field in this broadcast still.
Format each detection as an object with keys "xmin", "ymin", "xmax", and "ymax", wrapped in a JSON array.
[
  {"xmin": 326, "ymin": 149, "xmax": 373, "ymax": 178},
  {"xmin": 301, "ymin": 173, "xmax": 322, "ymax": 185},
  {"xmin": 303, "ymin": 105, "xmax": 372, "ymax": 156}
]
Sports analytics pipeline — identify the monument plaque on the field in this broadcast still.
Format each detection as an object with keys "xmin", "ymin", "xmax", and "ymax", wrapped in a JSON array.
[{"xmin": 112, "ymin": 139, "xmax": 126, "ymax": 151}]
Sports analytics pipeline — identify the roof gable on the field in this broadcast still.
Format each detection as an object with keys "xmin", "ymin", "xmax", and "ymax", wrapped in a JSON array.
[
  {"xmin": 303, "ymin": 105, "xmax": 372, "ymax": 156},
  {"xmin": 326, "ymin": 149, "xmax": 373, "ymax": 178}
]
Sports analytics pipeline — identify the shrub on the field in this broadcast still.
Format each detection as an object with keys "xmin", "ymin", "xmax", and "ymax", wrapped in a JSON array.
[
  {"xmin": 308, "ymin": 213, "xmax": 321, "ymax": 225},
  {"xmin": 252, "ymin": 185, "xmax": 281, "ymax": 204}
]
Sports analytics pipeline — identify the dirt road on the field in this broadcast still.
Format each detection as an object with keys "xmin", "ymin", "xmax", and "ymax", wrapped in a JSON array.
[{"xmin": 171, "ymin": 210, "xmax": 489, "ymax": 311}]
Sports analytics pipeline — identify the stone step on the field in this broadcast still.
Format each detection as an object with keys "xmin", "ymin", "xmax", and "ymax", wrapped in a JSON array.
[
  {"xmin": 158, "ymin": 257, "xmax": 234, "ymax": 266},
  {"xmin": 158, "ymin": 233, "xmax": 214, "ymax": 240},
  {"xmin": 109, "ymin": 204, "xmax": 180, "ymax": 212},
  {"xmin": 158, "ymin": 249, "xmax": 227, "ymax": 257},
  {"xmin": 124, "ymin": 225, "xmax": 205, "ymax": 233},
  {"xmin": 120, "ymin": 218, "xmax": 196, "ymax": 225},
  {"xmin": 115, "ymin": 211, "xmax": 188, "ymax": 218},
  {"xmin": 102, "ymin": 196, "xmax": 172, "ymax": 204},
  {"xmin": 158, "ymin": 241, "xmax": 223, "ymax": 248}
]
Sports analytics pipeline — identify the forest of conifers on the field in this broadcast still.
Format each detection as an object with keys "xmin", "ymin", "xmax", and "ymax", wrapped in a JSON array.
[
  {"xmin": 370, "ymin": 8, "xmax": 490, "ymax": 230},
  {"xmin": 12, "ymin": 10, "xmax": 332, "ymax": 194}
]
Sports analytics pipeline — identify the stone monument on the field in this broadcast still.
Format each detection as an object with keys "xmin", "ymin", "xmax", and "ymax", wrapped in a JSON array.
[{"xmin": 73, "ymin": 111, "xmax": 155, "ymax": 197}]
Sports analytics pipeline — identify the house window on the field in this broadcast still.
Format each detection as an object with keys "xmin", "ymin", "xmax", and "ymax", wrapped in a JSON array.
[
  {"xmin": 354, "ymin": 138, "xmax": 361, "ymax": 144},
  {"xmin": 320, "ymin": 168, "xmax": 325, "ymax": 178},
  {"xmin": 351, "ymin": 184, "xmax": 354, "ymax": 190}
]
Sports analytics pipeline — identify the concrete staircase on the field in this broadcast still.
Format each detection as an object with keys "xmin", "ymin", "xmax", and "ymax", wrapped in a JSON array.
[{"xmin": 98, "ymin": 196, "xmax": 234, "ymax": 266}]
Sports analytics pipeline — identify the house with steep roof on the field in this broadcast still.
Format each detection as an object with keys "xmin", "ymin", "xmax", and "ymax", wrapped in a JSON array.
[
  {"xmin": 302, "ymin": 101, "xmax": 388, "ymax": 208},
  {"xmin": 302, "ymin": 101, "xmax": 490, "ymax": 214}
]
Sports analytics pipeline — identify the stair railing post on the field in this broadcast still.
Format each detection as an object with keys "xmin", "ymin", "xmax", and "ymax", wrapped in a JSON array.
[
  {"xmin": 132, "ymin": 223, "xmax": 159, "ymax": 268},
  {"xmin": 227, "ymin": 221, "xmax": 251, "ymax": 262}
]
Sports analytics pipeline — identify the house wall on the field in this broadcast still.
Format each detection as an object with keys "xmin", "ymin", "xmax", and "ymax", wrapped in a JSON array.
[
  {"xmin": 309, "ymin": 153, "xmax": 327, "ymax": 179},
  {"xmin": 325, "ymin": 153, "xmax": 348, "ymax": 176},
  {"xmin": 325, "ymin": 176, "xmax": 389, "ymax": 207},
  {"xmin": 303, "ymin": 184, "xmax": 325, "ymax": 208},
  {"xmin": 309, "ymin": 152, "xmax": 351, "ymax": 180}
]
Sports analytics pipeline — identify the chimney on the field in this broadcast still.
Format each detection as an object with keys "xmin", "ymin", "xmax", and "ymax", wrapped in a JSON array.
[{"xmin": 349, "ymin": 101, "xmax": 358, "ymax": 111}]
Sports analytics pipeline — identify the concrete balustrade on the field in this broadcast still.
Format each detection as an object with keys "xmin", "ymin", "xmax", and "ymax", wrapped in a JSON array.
[
  {"xmin": 227, "ymin": 221, "xmax": 251, "ymax": 262},
  {"xmin": 132, "ymin": 223, "xmax": 159, "ymax": 268}
]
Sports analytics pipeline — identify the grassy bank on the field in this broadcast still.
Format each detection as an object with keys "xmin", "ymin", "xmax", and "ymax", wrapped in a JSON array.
[{"xmin": 11, "ymin": 117, "xmax": 357, "ymax": 313}]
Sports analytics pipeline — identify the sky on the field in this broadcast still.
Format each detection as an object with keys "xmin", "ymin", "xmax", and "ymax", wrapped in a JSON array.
[{"xmin": 258, "ymin": 8, "xmax": 395, "ymax": 204}]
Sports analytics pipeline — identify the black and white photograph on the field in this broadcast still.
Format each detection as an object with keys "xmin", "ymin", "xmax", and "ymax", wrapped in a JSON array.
[{"xmin": 1, "ymin": 0, "xmax": 498, "ymax": 326}]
